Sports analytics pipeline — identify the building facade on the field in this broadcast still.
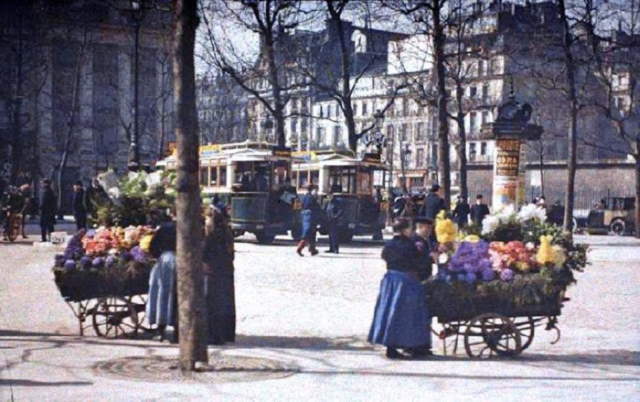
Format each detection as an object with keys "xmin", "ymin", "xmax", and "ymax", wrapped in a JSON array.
[{"xmin": 0, "ymin": 0, "xmax": 173, "ymax": 212}]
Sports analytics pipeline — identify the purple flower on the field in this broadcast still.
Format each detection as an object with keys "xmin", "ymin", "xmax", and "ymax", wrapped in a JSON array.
[
  {"xmin": 449, "ymin": 241, "xmax": 491, "ymax": 274},
  {"xmin": 80, "ymin": 256, "xmax": 92, "ymax": 269},
  {"xmin": 63, "ymin": 231, "xmax": 85, "ymax": 260},
  {"xmin": 105, "ymin": 255, "xmax": 117, "ymax": 268},
  {"xmin": 121, "ymin": 251, "xmax": 133, "ymax": 262},
  {"xmin": 464, "ymin": 272, "xmax": 477, "ymax": 283},
  {"xmin": 130, "ymin": 246, "xmax": 147, "ymax": 263},
  {"xmin": 500, "ymin": 268, "xmax": 515, "ymax": 282},
  {"xmin": 64, "ymin": 260, "xmax": 76, "ymax": 270},
  {"xmin": 481, "ymin": 269, "xmax": 496, "ymax": 282},
  {"xmin": 92, "ymin": 257, "xmax": 104, "ymax": 268}
]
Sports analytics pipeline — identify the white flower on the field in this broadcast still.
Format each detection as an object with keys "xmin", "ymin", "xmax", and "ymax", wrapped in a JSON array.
[
  {"xmin": 517, "ymin": 203, "xmax": 547, "ymax": 222},
  {"xmin": 496, "ymin": 204, "xmax": 516, "ymax": 223},
  {"xmin": 482, "ymin": 215, "xmax": 501, "ymax": 235},
  {"xmin": 97, "ymin": 170, "xmax": 119, "ymax": 192},
  {"xmin": 107, "ymin": 187, "xmax": 121, "ymax": 200},
  {"xmin": 438, "ymin": 253, "xmax": 450, "ymax": 264},
  {"xmin": 525, "ymin": 242, "xmax": 535, "ymax": 251},
  {"xmin": 145, "ymin": 171, "xmax": 163, "ymax": 188}
]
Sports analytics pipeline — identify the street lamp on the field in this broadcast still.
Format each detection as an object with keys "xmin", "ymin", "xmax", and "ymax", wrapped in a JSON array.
[{"xmin": 126, "ymin": 0, "xmax": 144, "ymax": 171}]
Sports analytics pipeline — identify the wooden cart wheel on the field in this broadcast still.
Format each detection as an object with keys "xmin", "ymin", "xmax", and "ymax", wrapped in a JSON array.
[
  {"xmin": 513, "ymin": 317, "xmax": 536, "ymax": 351},
  {"xmin": 464, "ymin": 313, "xmax": 522, "ymax": 358},
  {"xmin": 464, "ymin": 317, "xmax": 493, "ymax": 359},
  {"xmin": 92, "ymin": 296, "xmax": 142, "ymax": 338}
]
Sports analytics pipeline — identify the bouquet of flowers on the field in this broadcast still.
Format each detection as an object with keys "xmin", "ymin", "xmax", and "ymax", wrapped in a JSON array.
[
  {"xmin": 53, "ymin": 226, "xmax": 155, "ymax": 272},
  {"xmin": 426, "ymin": 203, "xmax": 589, "ymax": 313}
]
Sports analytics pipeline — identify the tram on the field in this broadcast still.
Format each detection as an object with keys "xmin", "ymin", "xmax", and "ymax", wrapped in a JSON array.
[
  {"xmin": 158, "ymin": 141, "xmax": 299, "ymax": 244},
  {"xmin": 292, "ymin": 150, "xmax": 387, "ymax": 242}
]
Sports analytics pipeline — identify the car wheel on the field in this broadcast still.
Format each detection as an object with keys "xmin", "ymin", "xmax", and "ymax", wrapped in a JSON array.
[{"xmin": 610, "ymin": 219, "xmax": 625, "ymax": 236}]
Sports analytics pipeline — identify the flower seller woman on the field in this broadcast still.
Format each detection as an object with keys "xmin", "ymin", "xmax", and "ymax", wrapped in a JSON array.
[{"xmin": 368, "ymin": 218, "xmax": 431, "ymax": 359}]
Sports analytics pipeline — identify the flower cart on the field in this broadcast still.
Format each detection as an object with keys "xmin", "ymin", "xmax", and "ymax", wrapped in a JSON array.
[
  {"xmin": 426, "ymin": 205, "xmax": 588, "ymax": 359},
  {"xmin": 52, "ymin": 227, "xmax": 155, "ymax": 338}
]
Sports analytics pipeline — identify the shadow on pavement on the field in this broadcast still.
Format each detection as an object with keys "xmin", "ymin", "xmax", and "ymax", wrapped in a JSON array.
[
  {"xmin": 0, "ymin": 379, "xmax": 93, "ymax": 387},
  {"xmin": 233, "ymin": 334, "xmax": 374, "ymax": 351},
  {"xmin": 519, "ymin": 349, "xmax": 640, "ymax": 366}
]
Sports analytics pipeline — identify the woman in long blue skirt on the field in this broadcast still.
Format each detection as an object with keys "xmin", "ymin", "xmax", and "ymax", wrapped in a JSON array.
[{"xmin": 368, "ymin": 218, "xmax": 430, "ymax": 359}]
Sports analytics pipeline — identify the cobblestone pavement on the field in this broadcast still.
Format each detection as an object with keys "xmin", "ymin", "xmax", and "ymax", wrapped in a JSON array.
[{"xmin": 0, "ymin": 233, "xmax": 639, "ymax": 401}]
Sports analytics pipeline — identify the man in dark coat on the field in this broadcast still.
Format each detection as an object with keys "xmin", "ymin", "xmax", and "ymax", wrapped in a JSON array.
[
  {"xmin": 548, "ymin": 201, "xmax": 565, "ymax": 226},
  {"xmin": 39, "ymin": 179, "xmax": 57, "ymax": 242},
  {"xmin": 324, "ymin": 193, "xmax": 344, "ymax": 254},
  {"xmin": 452, "ymin": 196, "xmax": 470, "ymax": 229},
  {"xmin": 419, "ymin": 184, "xmax": 446, "ymax": 220},
  {"xmin": 72, "ymin": 181, "xmax": 88, "ymax": 230},
  {"xmin": 412, "ymin": 216, "xmax": 435, "ymax": 281},
  {"xmin": 470, "ymin": 194, "xmax": 490, "ymax": 226}
]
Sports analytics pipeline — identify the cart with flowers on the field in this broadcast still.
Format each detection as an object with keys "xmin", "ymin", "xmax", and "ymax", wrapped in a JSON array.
[
  {"xmin": 52, "ymin": 226, "xmax": 156, "ymax": 338},
  {"xmin": 425, "ymin": 205, "xmax": 589, "ymax": 359}
]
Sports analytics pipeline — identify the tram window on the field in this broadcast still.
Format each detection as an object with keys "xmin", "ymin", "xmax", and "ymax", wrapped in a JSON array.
[
  {"xmin": 220, "ymin": 167, "xmax": 227, "ymax": 186},
  {"xmin": 199, "ymin": 167, "xmax": 208, "ymax": 186},
  {"xmin": 330, "ymin": 167, "xmax": 356, "ymax": 193},
  {"xmin": 300, "ymin": 171, "xmax": 309, "ymax": 188},
  {"xmin": 291, "ymin": 171, "xmax": 298, "ymax": 188},
  {"xmin": 358, "ymin": 169, "xmax": 371, "ymax": 194},
  {"xmin": 310, "ymin": 170, "xmax": 319, "ymax": 186},
  {"xmin": 210, "ymin": 168, "xmax": 217, "ymax": 186}
]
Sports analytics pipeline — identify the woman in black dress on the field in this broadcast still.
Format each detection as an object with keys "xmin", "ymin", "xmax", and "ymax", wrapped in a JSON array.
[{"xmin": 203, "ymin": 206, "xmax": 236, "ymax": 345}]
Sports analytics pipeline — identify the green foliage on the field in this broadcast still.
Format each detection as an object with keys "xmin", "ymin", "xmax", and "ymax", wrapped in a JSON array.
[{"xmin": 90, "ymin": 171, "xmax": 176, "ymax": 227}]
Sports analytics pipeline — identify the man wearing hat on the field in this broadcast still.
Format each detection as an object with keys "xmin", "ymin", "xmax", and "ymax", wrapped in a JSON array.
[
  {"xmin": 411, "ymin": 216, "xmax": 435, "ymax": 356},
  {"xmin": 412, "ymin": 217, "xmax": 435, "ymax": 282},
  {"xmin": 419, "ymin": 184, "xmax": 446, "ymax": 220},
  {"xmin": 470, "ymin": 194, "xmax": 490, "ymax": 227},
  {"xmin": 72, "ymin": 180, "xmax": 88, "ymax": 230}
]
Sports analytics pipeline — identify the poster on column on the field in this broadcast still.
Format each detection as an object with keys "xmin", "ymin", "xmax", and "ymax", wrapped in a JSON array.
[
  {"xmin": 492, "ymin": 139, "xmax": 521, "ymax": 211},
  {"xmin": 517, "ymin": 143, "xmax": 527, "ymax": 206}
]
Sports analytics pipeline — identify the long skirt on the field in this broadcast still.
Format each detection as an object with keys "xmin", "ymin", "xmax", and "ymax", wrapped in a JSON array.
[
  {"xmin": 300, "ymin": 210, "xmax": 317, "ymax": 241},
  {"xmin": 368, "ymin": 270, "xmax": 431, "ymax": 348},
  {"xmin": 204, "ymin": 271, "xmax": 236, "ymax": 344},
  {"xmin": 146, "ymin": 251, "xmax": 177, "ymax": 326}
]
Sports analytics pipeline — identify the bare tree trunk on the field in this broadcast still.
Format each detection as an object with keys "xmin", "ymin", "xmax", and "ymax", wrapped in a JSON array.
[
  {"xmin": 172, "ymin": 0, "xmax": 208, "ymax": 372},
  {"xmin": 558, "ymin": 0, "xmax": 578, "ymax": 233},
  {"xmin": 635, "ymin": 151, "xmax": 640, "ymax": 238},
  {"xmin": 433, "ymin": 3, "xmax": 452, "ymax": 207},
  {"xmin": 455, "ymin": 84, "xmax": 467, "ymax": 199},
  {"xmin": 264, "ymin": 34, "xmax": 286, "ymax": 148}
]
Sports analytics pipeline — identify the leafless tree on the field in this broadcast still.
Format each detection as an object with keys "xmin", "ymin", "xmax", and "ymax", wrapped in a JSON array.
[
  {"xmin": 578, "ymin": 0, "xmax": 640, "ymax": 236},
  {"xmin": 199, "ymin": 0, "xmax": 307, "ymax": 149},
  {"xmin": 391, "ymin": 0, "xmax": 453, "ymax": 207},
  {"xmin": 0, "ymin": 1, "xmax": 49, "ymax": 185}
]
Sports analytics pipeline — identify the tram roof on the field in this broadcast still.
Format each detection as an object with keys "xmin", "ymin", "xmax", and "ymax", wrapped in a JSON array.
[
  {"xmin": 157, "ymin": 141, "xmax": 298, "ymax": 165},
  {"xmin": 292, "ymin": 150, "xmax": 387, "ymax": 169}
]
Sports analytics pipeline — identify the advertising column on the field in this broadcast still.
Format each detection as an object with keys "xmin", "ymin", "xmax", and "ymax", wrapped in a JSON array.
[{"xmin": 492, "ymin": 138, "xmax": 521, "ymax": 211}]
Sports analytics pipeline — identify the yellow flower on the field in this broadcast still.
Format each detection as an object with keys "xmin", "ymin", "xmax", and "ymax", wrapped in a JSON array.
[
  {"xmin": 552, "ymin": 245, "xmax": 567, "ymax": 267},
  {"xmin": 464, "ymin": 234, "xmax": 480, "ymax": 243},
  {"xmin": 436, "ymin": 217, "xmax": 458, "ymax": 244},
  {"xmin": 139, "ymin": 234, "xmax": 154, "ymax": 253},
  {"xmin": 536, "ymin": 235, "xmax": 555, "ymax": 266},
  {"xmin": 515, "ymin": 261, "xmax": 530, "ymax": 272}
]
